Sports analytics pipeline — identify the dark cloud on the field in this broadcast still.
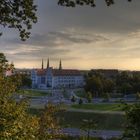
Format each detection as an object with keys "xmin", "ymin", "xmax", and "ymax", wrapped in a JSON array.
[
  {"xmin": 1, "ymin": 0, "xmax": 140, "ymax": 69},
  {"xmin": 4, "ymin": 31, "xmax": 109, "ymax": 48}
]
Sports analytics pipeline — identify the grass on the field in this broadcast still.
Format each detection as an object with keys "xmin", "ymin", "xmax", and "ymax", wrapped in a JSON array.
[
  {"xmin": 29, "ymin": 108, "xmax": 125, "ymax": 130},
  {"xmin": 75, "ymin": 90, "xmax": 87, "ymax": 98},
  {"xmin": 17, "ymin": 89, "xmax": 51, "ymax": 97},
  {"xmin": 58, "ymin": 111, "xmax": 125, "ymax": 130},
  {"xmin": 71, "ymin": 103, "xmax": 124, "ymax": 111}
]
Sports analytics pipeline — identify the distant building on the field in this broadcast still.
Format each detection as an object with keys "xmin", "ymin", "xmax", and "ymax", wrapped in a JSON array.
[
  {"xmin": 31, "ymin": 59, "xmax": 84, "ymax": 89},
  {"xmin": 14, "ymin": 69, "xmax": 31, "ymax": 76}
]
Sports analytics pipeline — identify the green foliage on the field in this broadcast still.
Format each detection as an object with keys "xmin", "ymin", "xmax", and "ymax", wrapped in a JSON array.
[
  {"xmin": 71, "ymin": 95, "xmax": 76, "ymax": 102},
  {"xmin": 20, "ymin": 74, "xmax": 32, "ymax": 88},
  {"xmin": 102, "ymin": 92, "xmax": 110, "ymax": 102},
  {"xmin": 0, "ymin": 53, "xmax": 61, "ymax": 139},
  {"xmin": 71, "ymin": 103, "xmax": 123, "ymax": 111},
  {"xmin": 85, "ymin": 70, "xmax": 140, "ymax": 96},
  {"xmin": 58, "ymin": 0, "xmax": 132, "ymax": 7},
  {"xmin": 136, "ymin": 92, "xmax": 140, "ymax": 100},
  {"xmin": 38, "ymin": 103, "xmax": 62, "ymax": 139},
  {"xmin": 0, "ymin": 54, "xmax": 38, "ymax": 139},
  {"xmin": 84, "ymin": 71, "xmax": 115, "ymax": 97},
  {"xmin": 0, "ymin": 0, "xmax": 37, "ymax": 40},
  {"xmin": 79, "ymin": 98, "xmax": 83, "ymax": 105},
  {"xmin": 123, "ymin": 103, "xmax": 140, "ymax": 139},
  {"xmin": 0, "ymin": 53, "xmax": 8, "ymax": 74},
  {"xmin": 86, "ymin": 92, "xmax": 92, "ymax": 103},
  {"xmin": 57, "ymin": 110, "xmax": 125, "ymax": 130},
  {"xmin": 80, "ymin": 119, "xmax": 97, "ymax": 140},
  {"xmin": 18, "ymin": 89, "xmax": 51, "ymax": 97}
]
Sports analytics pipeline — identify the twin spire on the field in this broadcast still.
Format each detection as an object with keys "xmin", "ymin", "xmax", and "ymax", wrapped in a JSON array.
[{"xmin": 41, "ymin": 59, "xmax": 62, "ymax": 70}]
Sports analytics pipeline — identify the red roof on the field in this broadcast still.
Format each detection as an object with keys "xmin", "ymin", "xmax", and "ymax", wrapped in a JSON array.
[
  {"xmin": 36, "ymin": 68, "xmax": 82, "ymax": 76},
  {"xmin": 52, "ymin": 69, "xmax": 81, "ymax": 76},
  {"xmin": 36, "ymin": 69, "xmax": 46, "ymax": 76}
]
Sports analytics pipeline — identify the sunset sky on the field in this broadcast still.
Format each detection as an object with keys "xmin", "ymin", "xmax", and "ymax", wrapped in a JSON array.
[{"xmin": 1, "ymin": 0, "xmax": 140, "ymax": 70}]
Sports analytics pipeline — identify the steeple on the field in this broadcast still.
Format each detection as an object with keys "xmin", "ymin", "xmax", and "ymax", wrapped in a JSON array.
[
  {"xmin": 47, "ymin": 58, "xmax": 49, "ymax": 69},
  {"xmin": 41, "ymin": 59, "xmax": 44, "ymax": 69},
  {"xmin": 59, "ymin": 59, "xmax": 62, "ymax": 70}
]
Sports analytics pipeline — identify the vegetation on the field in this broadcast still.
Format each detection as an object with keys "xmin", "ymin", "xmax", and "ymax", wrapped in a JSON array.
[
  {"xmin": 85, "ymin": 70, "xmax": 140, "ymax": 97},
  {"xmin": 17, "ymin": 89, "xmax": 51, "ymax": 97},
  {"xmin": 123, "ymin": 103, "xmax": 140, "ymax": 140},
  {"xmin": 81, "ymin": 119, "xmax": 97, "ymax": 140},
  {"xmin": 71, "ymin": 95, "xmax": 76, "ymax": 102},
  {"xmin": 20, "ymin": 74, "xmax": 32, "ymax": 88},
  {"xmin": 58, "ymin": 0, "xmax": 132, "ymax": 7},
  {"xmin": 84, "ymin": 71, "xmax": 115, "ymax": 97},
  {"xmin": 1, "ymin": 0, "xmax": 134, "ymax": 40},
  {"xmin": 71, "ymin": 103, "xmax": 124, "ymax": 111},
  {"xmin": 58, "ymin": 111, "xmax": 125, "ymax": 130},
  {"xmin": 0, "ymin": 0, "xmax": 37, "ymax": 40},
  {"xmin": 79, "ymin": 98, "xmax": 83, "ymax": 105},
  {"xmin": 0, "ymin": 53, "xmax": 61, "ymax": 139},
  {"xmin": 29, "ymin": 108, "xmax": 125, "ymax": 130}
]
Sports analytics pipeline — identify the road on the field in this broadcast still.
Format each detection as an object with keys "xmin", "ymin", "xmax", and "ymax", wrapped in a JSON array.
[{"xmin": 61, "ymin": 128, "xmax": 123, "ymax": 139}]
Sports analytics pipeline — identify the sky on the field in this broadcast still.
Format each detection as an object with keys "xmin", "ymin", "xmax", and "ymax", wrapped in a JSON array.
[{"xmin": 1, "ymin": 0, "xmax": 140, "ymax": 70}]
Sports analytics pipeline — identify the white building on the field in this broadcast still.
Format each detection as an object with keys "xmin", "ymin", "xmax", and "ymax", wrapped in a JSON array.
[{"xmin": 31, "ymin": 59, "xmax": 84, "ymax": 89}]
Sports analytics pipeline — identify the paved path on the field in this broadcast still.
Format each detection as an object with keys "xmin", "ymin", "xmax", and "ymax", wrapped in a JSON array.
[{"xmin": 61, "ymin": 128, "xmax": 123, "ymax": 139}]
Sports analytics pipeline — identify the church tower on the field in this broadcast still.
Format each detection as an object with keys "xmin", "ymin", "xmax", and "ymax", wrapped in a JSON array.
[
  {"xmin": 47, "ymin": 58, "xmax": 49, "ymax": 69},
  {"xmin": 41, "ymin": 59, "xmax": 44, "ymax": 69},
  {"xmin": 59, "ymin": 59, "xmax": 62, "ymax": 70}
]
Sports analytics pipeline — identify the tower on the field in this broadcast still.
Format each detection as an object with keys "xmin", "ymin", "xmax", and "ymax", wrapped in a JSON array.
[
  {"xmin": 47, "ymin": 58, "xmax": 49, "ymax": 69},
  {"xmin": 41, "ymin": 59, "xmax": 44, "ymax": 69},
  {"xmin": 59, "ymin": 59, "xmax": 62, "ymax": 70}
]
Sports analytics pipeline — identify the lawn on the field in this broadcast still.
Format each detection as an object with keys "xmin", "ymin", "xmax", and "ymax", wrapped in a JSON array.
[
  {"xmin": 17, "ymin": 89, "xmax": 51, "ymax": 97},
  {"xmin": 29, "ymin": 108, "xmax": 125, "ymax": 130},
  {"xmin": 71, "ymin": 103, "xmax": 124, "ymax": 111}
]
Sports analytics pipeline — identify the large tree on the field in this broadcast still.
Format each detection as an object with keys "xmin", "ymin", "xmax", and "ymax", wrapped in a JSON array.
[
  {"xmin": 1, "ymin": 0, "xmax": 133, "ymax": 40},
  {"xmin": 0, "ymin": 53, "xmax": 62, "ymax": 139},
  {"xmin": 123, "ymin": 103, "xmax": 140, "ymax": 140},
  {"xmin": 0, "ymin": 0, "xmax": 37, "ymax": 40},
  {"xmin": 58, "ymin": 0, "xmax": 132, "ymax": 7}
]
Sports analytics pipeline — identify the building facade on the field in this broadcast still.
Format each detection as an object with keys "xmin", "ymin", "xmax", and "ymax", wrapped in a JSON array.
[{"xmin": 31, "ymin": 59, "xmax": 84, "ymax": 89}]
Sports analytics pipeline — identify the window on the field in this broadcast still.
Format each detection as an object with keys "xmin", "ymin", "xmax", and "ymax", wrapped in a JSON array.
[{"xmin": 41, "ymin": 77, "xmax": 45, "ymax": 84}]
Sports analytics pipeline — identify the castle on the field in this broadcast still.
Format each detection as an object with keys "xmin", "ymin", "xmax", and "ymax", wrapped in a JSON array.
[{"xmin": 31, "ymin": 59, "xmax": 84, "ymax": 89}]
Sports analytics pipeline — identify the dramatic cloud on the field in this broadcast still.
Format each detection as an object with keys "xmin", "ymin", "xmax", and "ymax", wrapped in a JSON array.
[{"xmin": 0, "ymin": 0, "xmax": 140, "ymax": 70}]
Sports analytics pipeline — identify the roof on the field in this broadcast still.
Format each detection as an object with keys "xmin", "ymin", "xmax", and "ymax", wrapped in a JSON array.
[
  {"xmin": 52, "ymin": 69, "xmax": 82, "ymax": 76},
  {"xmin": 36, "ymin": 69, "xmax": 46, "ymax": 76}
]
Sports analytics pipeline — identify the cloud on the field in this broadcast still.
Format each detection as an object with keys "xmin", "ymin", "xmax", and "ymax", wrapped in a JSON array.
[{"xmin": 4, "ymin": 30, "xmax": 109, "ymax": 47}]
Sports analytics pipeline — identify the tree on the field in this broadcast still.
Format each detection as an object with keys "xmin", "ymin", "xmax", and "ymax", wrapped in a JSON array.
[
  {"xmin": 0, "ymin": 54, "xmax": 39, "ymax": 139},
  {"xmin": 0, "ymin": 0, "xmax": 37, "ymax": 40},
  {"xmin": 0, "ymin": 53, "xmax": 62, "ymax": 139},
  {"xmin": 123, "ymin": 103, "xmax": 140, "ymax": 140},
  {"xmin": 78, "ymin": 98, "xmax": 83, "ymax": 105},
  {"xmin": 80, "ymin": 119, "xmax": 97, "ymax": 140},
  {"xmin": 58, "ymin": 0, "xmax": 132, "ymax": 7},
  {"xmin": 0, "ymin": 53, "xmax": 8, "ymax": 74},
  {"xmin": 84, "ymin": 76, "xmax": 103, "ymax": 97},
  {"xmin": 86, "ymin": 92, "xmax": 92, "ymax": 103},
  {"xmin": 20, "ymin": 74, "xmax": 32, "ymax": 88},
  {"xmin": 71, "ymin": 95, "xmax": 76, "ymax": 102},
  {"xmin": 38, "ymin": 103, "xmax": 62, "ymax": 140}
]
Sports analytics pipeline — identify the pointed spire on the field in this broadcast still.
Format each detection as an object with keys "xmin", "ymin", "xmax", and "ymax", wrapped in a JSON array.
[
  {"xmin": 47, "ymin": 58, "xmax": 49, "ymax": 69},
  {"xmin": 59, "ymin": 59, "xmax": 62, "ymax": 70},
  {"xmin": 41, "ymin": 59, "xmax": 44, "ymax": 69}
]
